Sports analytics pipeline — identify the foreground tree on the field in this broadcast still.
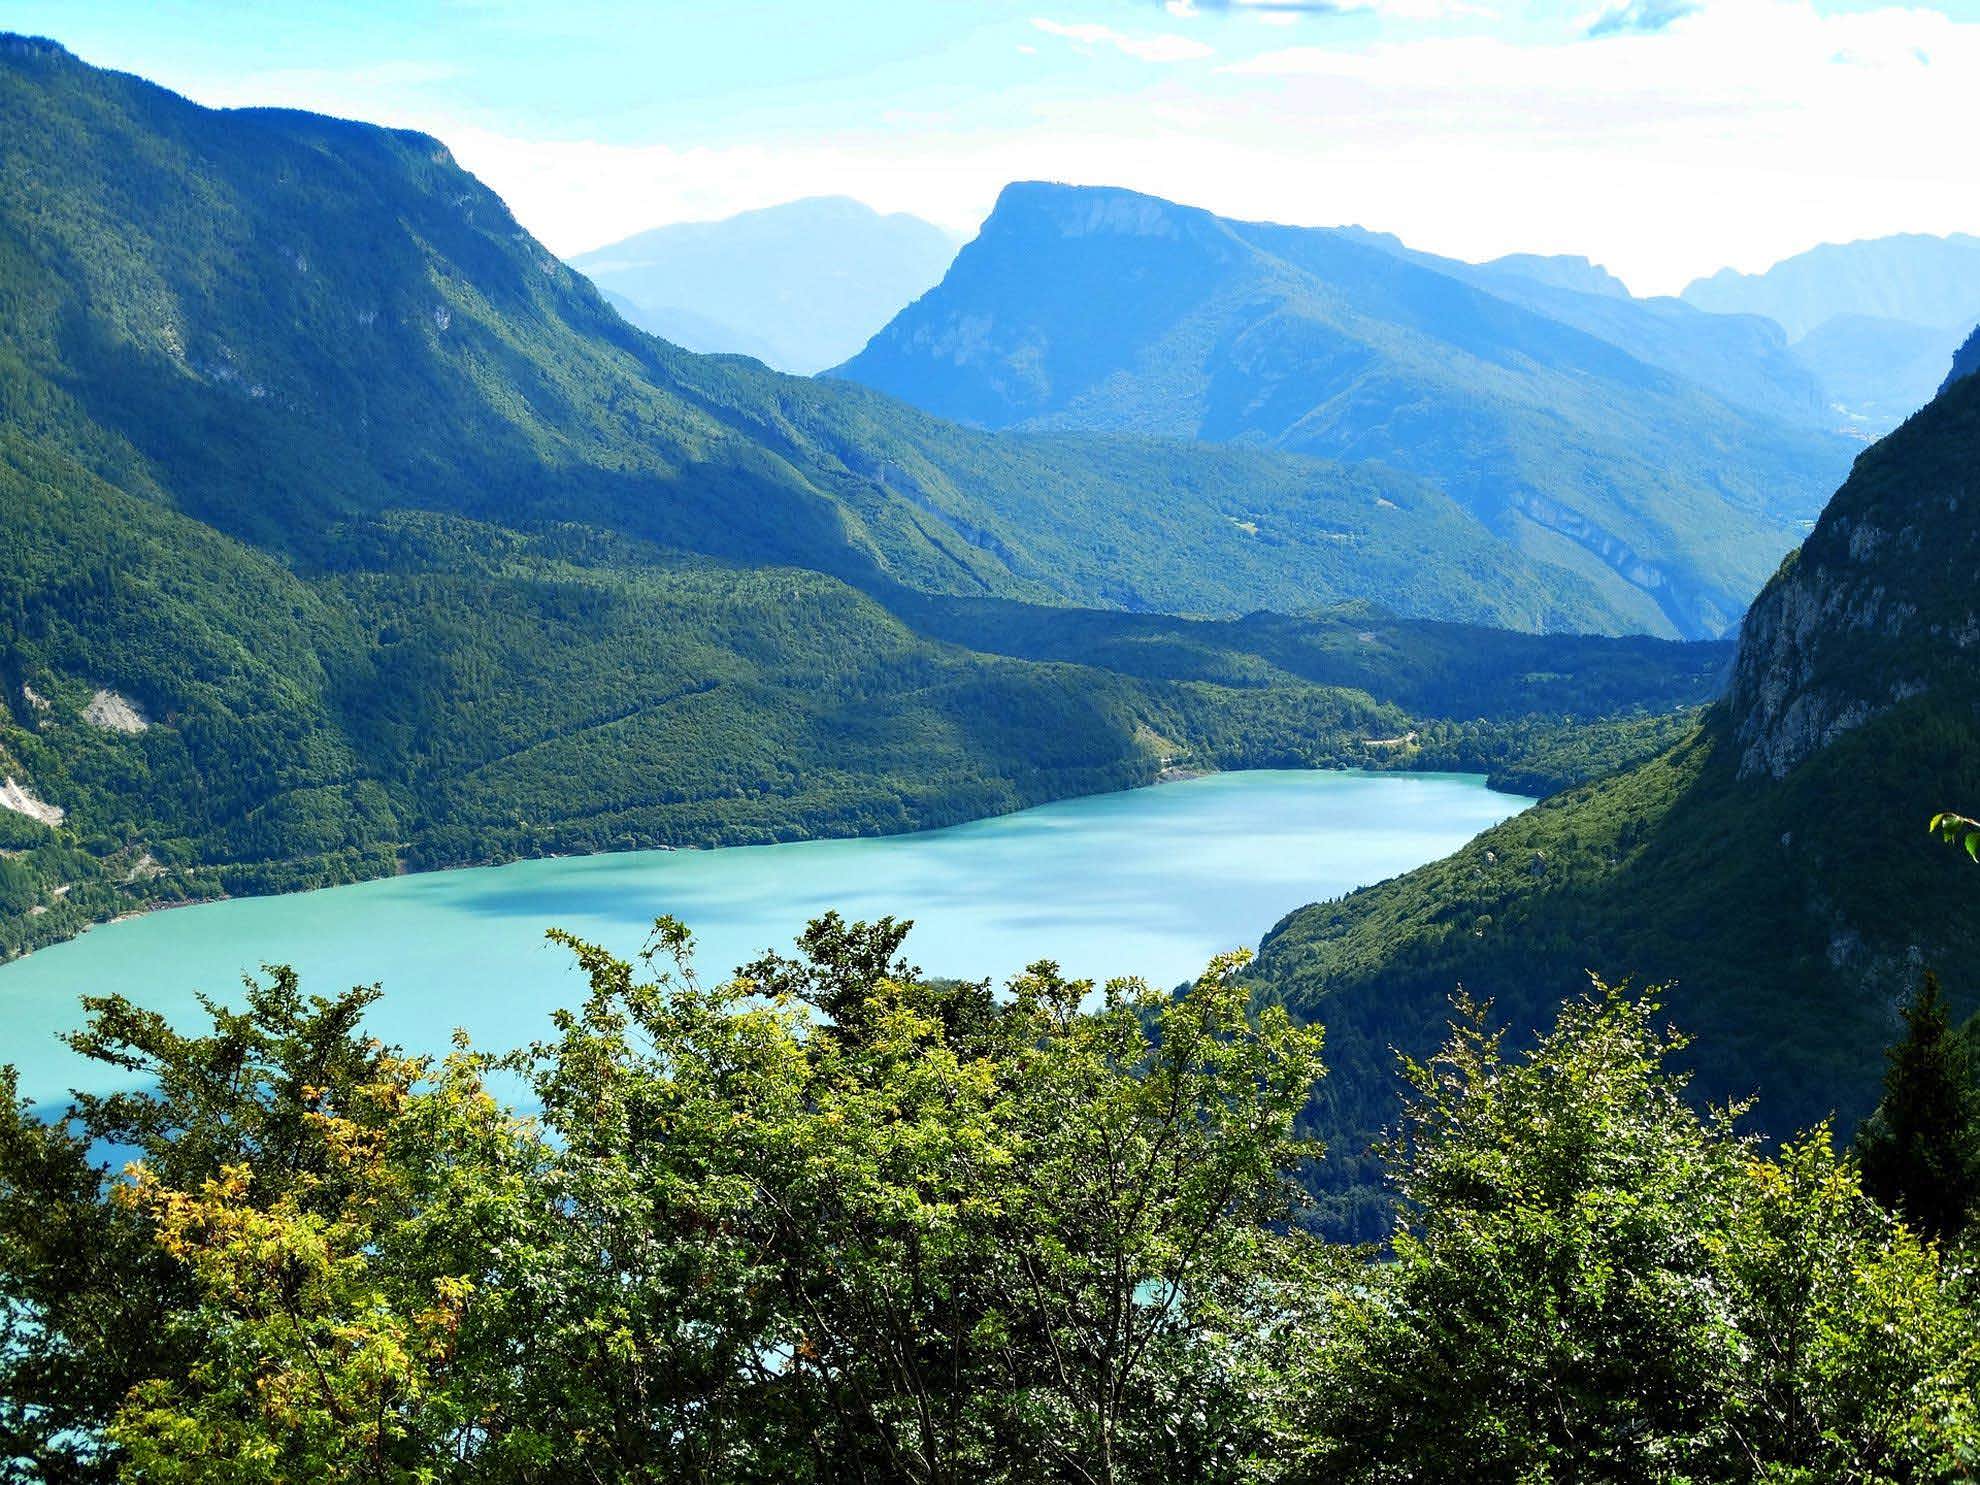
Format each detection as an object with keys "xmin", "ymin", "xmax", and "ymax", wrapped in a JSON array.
[
  {"xmin": 1, "ymin": 918, "xmax": 1325, "ymax": 1482},
  {"xmin": 1288, "ymin": 988, "xmax": 1751, "ymax": 1478},
  {"xmin": 6, "ymin": 929, "xmax": 1979, "ymax": 1481},
  {"xmin": 1284, "ymin": 984, "xmax": 1980, "ymax": 1482},
  {"xmin": 0, "ymin": 972, "xmax": 454, "ymax": 1480},
  {"xmin": 505, "ymin": 917, "xmax": 1327, "ymax": 1483},
  {"xmin": 1855, "ymin": 971, "xmax": 1980, "ymax": 1244},
  {"xmin": 0, "ymin": 1066, "xmax": 174, "ymax": 1481},
  {"xmin": 109, "ymin": 1046, "xmax": 532, "ymax": 1480}
]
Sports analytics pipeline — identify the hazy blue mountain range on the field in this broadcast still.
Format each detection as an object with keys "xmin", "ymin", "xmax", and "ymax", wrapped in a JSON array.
[
  {"xmin": 1681, "ymin": 234, "xmax": 1980, "ymax": 435},
  {"xmin": 835, "ymin": 182, "xmax": 1856, "ymax": 640},
  {"xmin": 0, "ymin": 35, "xmax": 1722, "ymax": 956},
  {"xmin": 571, "ymin": 197, "xmax": 959, "ymax": 374},
  {"xmin": 1785, "ymin": 312, "xmax": 1974, "ymax": 438},
  {"xmin": 1337, "ymin": 226, "xmax": 1831, "ymax": 429},
  {"xmin": 1252, "ymin": 334, "xmax": 1980, "ymax": 1234},
  {"xmin": 1682, "ymin": 232, "xmax": 1980, "ymax": 340}
]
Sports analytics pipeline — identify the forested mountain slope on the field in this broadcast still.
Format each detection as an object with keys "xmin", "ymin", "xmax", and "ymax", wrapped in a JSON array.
[
  {"xmin": 834, "ymin": 182, "xmax": 1857, "ymax": 639},
  {"xmin": 1945, "ymin": 325, "xmax": 1980, "ymax": 393},
  {"xmin": 1253, "ymin": 348, "xmax": 1980, "ymax": 1232},
  {"xmin": 0, "ymin": 36, "xmax": 1722, "ymax": 957},
  {"xmin": 0, "ymin": 37, "xmax": 1618, "ymax": 632}
]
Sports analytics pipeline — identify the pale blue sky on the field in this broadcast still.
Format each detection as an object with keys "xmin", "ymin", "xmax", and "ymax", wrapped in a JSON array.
[{"xmin": 9, "ymin": 0, "xmax": 1980, "ymax": 291}]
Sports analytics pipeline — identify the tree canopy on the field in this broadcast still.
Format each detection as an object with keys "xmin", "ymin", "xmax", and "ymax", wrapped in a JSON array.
[{"xmin": 4, "ymin": 917, "xmax": 1977, "ymax": 1481}]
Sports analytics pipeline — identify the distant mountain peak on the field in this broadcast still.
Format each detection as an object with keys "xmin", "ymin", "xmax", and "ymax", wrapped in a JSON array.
[
  {"xmin": 707, "ymin": 194, "xmax": 934, "ymax": 230},
  {"xmin": 1331, "ymin": 225, "xmax": 1407, "ymax": 254},
  {"xmin": 1681, "ymin": 233, "xmax": 1980, "ymax": 340},
  {"xmin": 986, "ymin": 181, "xmax": 1209, "ymax": 241},
  {"xmin": 570, "ymin": 196, "xmax": 959, "ymax": 373},
  {"xmin": 1482, "ymin": 252, "xmax": 1632, "ymax": 301}
]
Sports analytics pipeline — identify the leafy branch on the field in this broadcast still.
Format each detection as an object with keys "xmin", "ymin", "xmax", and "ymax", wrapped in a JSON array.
[{"xmin": 1929, "ymin": 811, "xmax": 1980, "ymax": 863}]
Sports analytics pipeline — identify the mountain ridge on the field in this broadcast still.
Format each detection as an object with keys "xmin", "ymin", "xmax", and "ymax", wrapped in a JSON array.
[
  {"xmin": 1681, "ymin": 233, "xmax": 1980, "ymax": 436},
  {"xmin": 1479, "ymin": 252, "xmax": 1632, "ymax": 300},
  {"xmin": 0, "ymin": 42, "xmax": 1627, "ymax": 631},
  {"xmin": 835, "ymin": 181, "xmax": 1857, "ymax": 640},
  {"xmin": 1682, "ymin": 232, "xmax": 1980, "ymax": 340}
]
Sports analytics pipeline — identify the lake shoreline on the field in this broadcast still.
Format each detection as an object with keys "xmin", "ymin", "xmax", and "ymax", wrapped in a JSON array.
[
  {"xmin": 9, "ymin": 758, "xmax": 1514, "ymax": 968},
  {"xmin": 1, "ymin": 769, "xmax": 1534, "ymax": 1109}
]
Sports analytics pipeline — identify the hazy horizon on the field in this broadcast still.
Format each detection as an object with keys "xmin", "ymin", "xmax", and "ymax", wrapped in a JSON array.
[{"xmin": 10, "ymin": 0, "xmax": 1980, "ymax": 297}]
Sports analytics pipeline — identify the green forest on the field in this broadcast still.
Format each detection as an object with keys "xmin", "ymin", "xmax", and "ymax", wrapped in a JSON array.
[{"xmin": 0, "ymin": 478, "xmax": 1719, "ymax": 961}]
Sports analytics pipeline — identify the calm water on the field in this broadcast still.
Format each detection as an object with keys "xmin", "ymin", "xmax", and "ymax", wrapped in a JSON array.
[{"xmin": 0, "ymin": 770, "xmax": 1529, "ymax": 1106}]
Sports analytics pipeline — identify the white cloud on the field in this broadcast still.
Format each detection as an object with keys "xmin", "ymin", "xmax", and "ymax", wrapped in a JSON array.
[
  {"xmin": 1210, "ymin": 0, "xmax": 1980, "ymax": 289},
  {"xmin": 136, "ymin": 0, "xmax": 1980, "ymax": 295},
  {"xmin": 1031, "ymin": 18, "xmax": 1216, "ymax": 63},
  {"xmin": 1158, "ymin": 0, "xmax": 1492, "ymax": 18}
]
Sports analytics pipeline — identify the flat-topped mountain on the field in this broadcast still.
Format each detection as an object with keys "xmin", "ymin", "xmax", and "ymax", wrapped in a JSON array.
[{"xmin": 835, "ymin": 182, "xmax": 1856, "ymax": 640}]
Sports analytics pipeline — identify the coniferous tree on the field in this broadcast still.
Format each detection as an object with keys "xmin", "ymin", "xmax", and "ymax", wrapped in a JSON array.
[{"xmin": 1855, "ymin": 971, "xmax": 1980, "ymax": 1243}]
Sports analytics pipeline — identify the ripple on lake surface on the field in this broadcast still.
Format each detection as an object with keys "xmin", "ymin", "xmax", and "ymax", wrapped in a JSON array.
[{"xmin": 0, "ymin": 770, "xmax": 1530, "ymax": 1105}]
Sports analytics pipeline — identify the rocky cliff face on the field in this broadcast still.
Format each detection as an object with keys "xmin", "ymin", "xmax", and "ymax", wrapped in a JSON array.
[
  {"xmin": 1730, "ymin": 342, "xmax": 1980, "ymax": 779},
  {"xmin": 1942, "ymin": 324, "xmax": 1980, "ymax": 396}
]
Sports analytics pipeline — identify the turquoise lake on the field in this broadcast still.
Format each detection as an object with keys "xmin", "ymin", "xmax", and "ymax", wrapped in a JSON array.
[{"xmin": 0, "ymin": 770, "xmax": 1530, "ymax": 1106}]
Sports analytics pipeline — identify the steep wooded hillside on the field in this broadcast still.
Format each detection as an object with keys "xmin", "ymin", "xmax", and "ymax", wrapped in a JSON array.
[{"xmin": 1252, "ymin": 348, "xmax": 1980, "ymax": 1233}]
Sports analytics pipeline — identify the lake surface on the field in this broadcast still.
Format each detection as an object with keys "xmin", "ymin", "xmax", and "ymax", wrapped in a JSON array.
[{"xmin": 0, "ymin": 770, "xmax": 1529, "ymax": 1106}]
